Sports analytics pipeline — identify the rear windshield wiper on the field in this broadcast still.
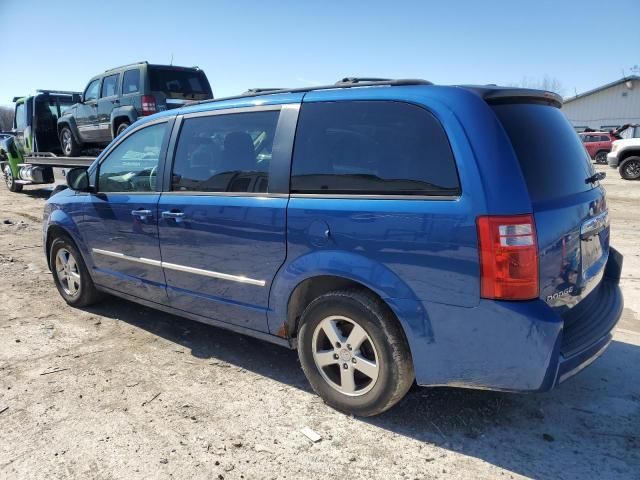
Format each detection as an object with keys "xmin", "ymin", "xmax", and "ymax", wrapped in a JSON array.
[{"xmin": 585, "ymin": 171, "xmax": 606, "ymax": 184}]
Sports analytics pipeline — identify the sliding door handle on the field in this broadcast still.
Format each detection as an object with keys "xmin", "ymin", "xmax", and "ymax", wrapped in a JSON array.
[
  {"xmin": 131, "ymin": 209, "xmax": 153, "ymax": 217},
  {"xmin": 161, "ymin": 210, "xmax": 185, "ymax": 220}
]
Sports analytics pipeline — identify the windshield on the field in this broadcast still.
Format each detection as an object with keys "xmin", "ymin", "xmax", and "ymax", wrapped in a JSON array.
[
  {"xmin": 149, "ymin": 67, "xmax": 212, "ymax": 100},
  {"xmin": 492, "ymin": 103, "xmax": 596, "ymax": 203}
]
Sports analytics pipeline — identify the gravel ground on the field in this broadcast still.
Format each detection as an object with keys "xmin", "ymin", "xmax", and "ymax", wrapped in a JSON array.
[{"xmin": 0, "ymin": 165, "xmax": 638, "ymax": 480}]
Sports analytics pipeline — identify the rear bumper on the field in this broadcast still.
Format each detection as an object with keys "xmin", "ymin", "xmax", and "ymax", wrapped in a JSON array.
[
  {"xmin": 607, "ymin": 152, "xmax": 619, "ymax": 167},
  {"xmin": 412, "ymin": 248, "xmax": 623, "ymax": 391}
]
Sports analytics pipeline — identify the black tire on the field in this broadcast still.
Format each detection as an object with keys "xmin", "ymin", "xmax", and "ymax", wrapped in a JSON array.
[
  {"xmin": 50, "ymin": 235, "xmax": 101, "ymax": 307},
  {"xmin": 620, "ymin": 157, "xmax": 640, "ymax": 180},
  {"xmin": 594, "ymin": 150, "xmax": 608, "ymax": 164},
  {"xmin": 297, "ymin": 289, "xmax": 414, "ymax": 417},
  {"xmin": 116, "ymin": 121, "xmax": 130, "ymax": 137},
  {"xmin": 59, "ymin": 126, "xmax": 81, "ymax": 157},
  {"xmin": 3, "ymin": 165, "xmax": 23, "ymax": 193}
]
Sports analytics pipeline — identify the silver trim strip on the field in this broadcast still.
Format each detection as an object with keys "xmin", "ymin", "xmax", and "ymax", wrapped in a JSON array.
[
  {"xmin": 92, "ymin": 248, "xmax": 162, "ymax": 267},
  {"xmin": 161, "ymin": 261, "xmax": 266, "ymax": 286},
  {"xmin": 91, "ymin": 248, "xmax": 266, "ymax": 286},
  {"xmin": 290, "ymin": 193, "xmax": 460, "ymax": 201}
]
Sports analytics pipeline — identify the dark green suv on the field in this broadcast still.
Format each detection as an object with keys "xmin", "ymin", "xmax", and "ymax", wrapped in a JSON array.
[{"xmin": 57, "ymin": 61, "xmax": 213, "ymax": 156}]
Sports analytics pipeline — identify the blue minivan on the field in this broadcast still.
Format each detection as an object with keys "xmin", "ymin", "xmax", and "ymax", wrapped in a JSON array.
[{"xmin": 43, "ymin": 78, "xmax": 623, "ymax": 416}]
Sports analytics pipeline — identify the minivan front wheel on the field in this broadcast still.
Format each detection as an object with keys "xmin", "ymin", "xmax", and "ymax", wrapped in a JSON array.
[
  {"xmin": 297, "ymin": 289, "xmax": 414, "ymax": 416},
  {"xmin": 50, "ymin": 235, "xmax": 101, "ymax": 307},
  {"xmin": 620, "ymin": 157, "xmax": 640, "ymax": 180}
]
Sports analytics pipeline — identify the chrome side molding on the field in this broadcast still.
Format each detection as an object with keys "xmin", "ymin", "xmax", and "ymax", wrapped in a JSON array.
[{"xmin": 92, "ymin": 248, "xmax": 266, "ymax": 287}]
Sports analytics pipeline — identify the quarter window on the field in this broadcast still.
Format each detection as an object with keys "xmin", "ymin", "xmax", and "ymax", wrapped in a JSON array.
[
  {"xmin": 122, "ymin": 69, "xmax": 141, "ymax": 94},
  {"xmin": 101, "ymin": 74, "xmax": 119, "ymax": 98},
  {"xmin": 98, "ymin": 123, "xmax": 166, "ymax": 193},
  {"xmin": 290, "ymin": 101, "xmax": 460, "ymax": 195},
  {"xmin": 84, "ymin": 79, "xmax": 100, "ymax": 102},
  {"xmin": 171, "ymin": 110, "xmax": 279, "ymax": 193}
]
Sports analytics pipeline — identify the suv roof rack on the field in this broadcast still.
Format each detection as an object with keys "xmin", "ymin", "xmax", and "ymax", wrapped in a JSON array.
[
  {"xmin": 243, "ymin": 88, "xmax": 289, "ymax": 94},
  {"xmin": 190, "ymin": 77, "xmax": 433, "ymax": 107},
  {"xmin": 36, "ymin": 89, "xmax": 81, "ymax": 96},
  {"xmin": 105, "ymin": 61, "xmax": 148, "ymax": 72}
]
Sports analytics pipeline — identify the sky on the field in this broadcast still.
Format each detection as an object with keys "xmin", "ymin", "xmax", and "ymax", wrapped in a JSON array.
[{"xmin": 0, "ymin": 0, "xmax": 638, "ymax": 107}]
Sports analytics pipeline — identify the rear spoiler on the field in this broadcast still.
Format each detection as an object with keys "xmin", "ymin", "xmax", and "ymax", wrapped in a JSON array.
[{"xmin": 459, "ymin": 86, "xmax": 563, "ymax": 108}]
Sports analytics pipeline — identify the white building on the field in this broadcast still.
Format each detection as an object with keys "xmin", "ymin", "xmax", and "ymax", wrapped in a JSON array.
[{"xmin": 562, "ymin": 76, "xmax": 640, "ymax": 138}]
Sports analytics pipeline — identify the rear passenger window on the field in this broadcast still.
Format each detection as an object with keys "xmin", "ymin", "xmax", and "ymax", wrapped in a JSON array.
[
  {"xmin": 122, "ymin": 69, "xmax": 141, "ymax": 94},
  {"xmin": 171, "ymin": 110, "xmax": 279, "ymax": 193},
  {"xmin": 101, "ymin": 74, "xmax": 119, "ymax": 98},
  {"xmin": 291, "ymin": 101, "xmax": 460, "ymax": 196}
]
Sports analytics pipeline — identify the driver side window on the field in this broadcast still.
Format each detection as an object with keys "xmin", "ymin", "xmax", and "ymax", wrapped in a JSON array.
[
  {"xmin": 84, "ymin": 79, "xmax": 101, "ymax": 103},
  {"xmin": 98, "ymin": 122, "xmax": 166, "ymax": 193}
]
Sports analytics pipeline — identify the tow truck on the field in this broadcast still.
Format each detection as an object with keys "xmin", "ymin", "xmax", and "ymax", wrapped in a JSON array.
[{"xmin": 0, "ymin": 90, "xmax": 96, "ymax": 193}]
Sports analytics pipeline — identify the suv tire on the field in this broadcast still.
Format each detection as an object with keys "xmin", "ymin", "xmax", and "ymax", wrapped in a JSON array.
[
  {"xmin": 116, "ymin": 121, "xmax": 130, "ymax": 137},
  {"xmin": 594, "ymin": 150, "xmax": 608, "ymax": 164},
  {"xmin": 3, "ymin": 165, "xmax": 23, "ymax": 193},
  {"xmin": 50, "ymin": 235, "xmax": 101, "ymax": 307},
  {"xmin": 59, "ymin": 126, "xmax": 81, "ymax": 157},
  {"xmin": 297, "ymin": 289, "xmax": 414, "ymax": 417},
  {"xmin": 620, "ymin": 156, "xmax": 640, "ymax": 180}
]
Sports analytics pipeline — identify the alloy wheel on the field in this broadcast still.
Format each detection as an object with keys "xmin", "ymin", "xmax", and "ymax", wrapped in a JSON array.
[
  {"xmin": 624, "ymin": 160, "xmax": 640, "ymax": 179},
  {"xmin": 55, "ymin": 248, "xmax": 81, "ymax": 296},
  {"xmin": 4, "ymin": 166, "xmax": 13, "ymax": 189},
  {"xmin": 595, "ymin": 152, "xmax": 607, "ymax": 164},
  {"xmin": 311, "ymin": 315, "xmax": 380, "ymax": 396},
  {"xmin": 62, "ymin": 130, "xmax": 72, "ymax": 155}
]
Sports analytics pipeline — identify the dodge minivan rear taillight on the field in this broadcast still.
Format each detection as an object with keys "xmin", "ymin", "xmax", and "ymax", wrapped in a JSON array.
[
  {"xmin": 141, "ymin": 95, "xmax": 157, "ymax": 115},
  {"xmin": 477, "ymin": 214, "xmax": 539, "ymax": 300}
]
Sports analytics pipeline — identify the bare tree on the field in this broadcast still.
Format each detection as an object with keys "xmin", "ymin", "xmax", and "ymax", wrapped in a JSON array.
[
  {"xmin": 510, "ymin": 75, "xmax": 565, "ymax": 96},
  {"xmin": 0, "ymin": 106, "xmax": 14, "ymax": 131}
]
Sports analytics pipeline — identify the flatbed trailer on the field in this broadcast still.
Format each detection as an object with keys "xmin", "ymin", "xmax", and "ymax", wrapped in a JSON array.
[{"xmin": 21, "ymin": 152, "xmax": 96, "ymax": 169}]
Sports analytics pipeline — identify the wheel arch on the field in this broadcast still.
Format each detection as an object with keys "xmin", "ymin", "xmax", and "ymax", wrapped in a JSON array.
[
  {"xmin": 45, "ymin": 214, "xmax": 91, "ymax": 272},
  {"xmin": 618, "ymin": 149, "xmax": 640, "ymax": 164},
  {"xmin": 57, "ymin": 117, "xmax": 82, "ymax": 144},
  {"xmin": 268, "ymin": 252, "xmax": 433, "ymax": 354},
  {"xmin": 110, "ymin": 108, "xmax": 137, "ymax": 138}
]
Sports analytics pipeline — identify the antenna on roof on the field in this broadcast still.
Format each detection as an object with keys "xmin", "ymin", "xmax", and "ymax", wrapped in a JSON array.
[{"xmin": 170, "ymin": 53, "xmax": 174, "ymax": 66}]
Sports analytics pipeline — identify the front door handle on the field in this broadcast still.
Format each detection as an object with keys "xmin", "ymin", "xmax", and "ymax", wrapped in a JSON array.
[
  {"xmin": 131, "ymin": 209, "xmax": 153, "ymax": 218},
  {"xmin": 161, "ymin": 210, "xmax": 185, "ymax": 220}
]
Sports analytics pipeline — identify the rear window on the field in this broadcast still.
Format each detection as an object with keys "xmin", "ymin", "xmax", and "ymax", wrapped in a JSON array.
[
  {"xmin": 149, "ymin": 67, "xmax": 212, "ymax": 100},
  {"xmin": 492, "ymin": 103, "xmax": 595, "ymax": 202},
  {"xmin": 291, "ymin": 101, "xmax": 460, "ymax": 196}
]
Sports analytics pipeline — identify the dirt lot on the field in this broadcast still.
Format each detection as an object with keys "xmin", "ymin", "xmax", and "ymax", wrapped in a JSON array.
[{"xmin": 0, "ymin": 165, "xmax": 638, "ymax": 480}]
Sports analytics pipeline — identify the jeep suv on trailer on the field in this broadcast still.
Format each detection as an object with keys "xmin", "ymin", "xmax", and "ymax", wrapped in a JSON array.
[
  {"xmin": 57, "ymin": 61, "xmax": 213, "ymax": 156},
  {"xmin": 44, "ymin": 79, "xmax": 623, "ymax": 416}
]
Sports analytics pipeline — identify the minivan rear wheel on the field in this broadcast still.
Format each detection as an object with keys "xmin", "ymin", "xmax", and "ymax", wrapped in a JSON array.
[
  {"xmin": 620, "ymin": 157, "xmax": 640, "ymax": 180},
  {"xmin": 297, "ymin": 289, "xmax": 414, "ymax": 416}
]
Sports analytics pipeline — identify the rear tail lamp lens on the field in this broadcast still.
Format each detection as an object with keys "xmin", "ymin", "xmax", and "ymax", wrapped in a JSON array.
[
  {"xmin": 477, "ymin": 214, "xmax": 539, "ymax": 300},
  {"xmin": 141, "ymin": 95, "xmax": 157, "ymax": 116}
]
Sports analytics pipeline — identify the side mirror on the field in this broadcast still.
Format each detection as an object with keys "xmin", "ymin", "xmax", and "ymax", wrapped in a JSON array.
[
  {"xmin": 73, "ymin": 93, "xmax": 83, "ymax": 104},
  {"xmin": 66, "ymin": 167, "xmax": 92, "ymax": 192}
]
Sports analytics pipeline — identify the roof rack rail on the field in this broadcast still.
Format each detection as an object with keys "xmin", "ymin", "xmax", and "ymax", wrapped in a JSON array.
[
  {"xmin": 243, "ymin": 88, "xmax": 289, "ymax": 94},
  {"xmin": 336, "ymin": 77, "xmax": 393, "ymax": 84},
  {"xmin": 189, "ymin": 77, "xmax": 433, "ymax": 108},
  {"xmin": 36, "ymin": 89, "xmax": 81, "ymax": 96},
  {"xmin": 105, "ymin": 61, "xmax": 148, "ymax": 72}
]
